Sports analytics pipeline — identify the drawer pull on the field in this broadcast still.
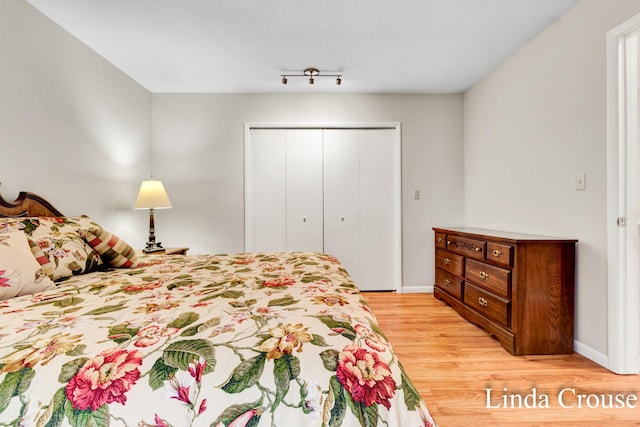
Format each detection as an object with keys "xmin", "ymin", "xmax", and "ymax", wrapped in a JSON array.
[
  {"xmin": 475, "ymin": 247, "xmax": 482, "ymax": 252},
  {"xmin": 479, "ymin": 271, "xmax": 489, "ymax": 280},
  {"xmin": 493, "ymin": 249, "xmax": 502, "ymax": 257},
  {"xmin": 437, "ymin": 237, "xmax": 443, "ymax": 243},
  {"xmin": 478, "ymin": 297, "xmax": 489, "ymax": 307},
  {"xmin": 443, "ymin": 279, "xmax": 451, "ymax": 287},
  {"xmin": 443, "ymin": 258, "xmax": 451, "ymax": 265}
]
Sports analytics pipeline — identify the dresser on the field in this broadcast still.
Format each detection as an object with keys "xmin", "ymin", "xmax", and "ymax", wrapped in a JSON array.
[{"xmin": 432, "ymin": 227, "xmax": 577, "ymax": 355}]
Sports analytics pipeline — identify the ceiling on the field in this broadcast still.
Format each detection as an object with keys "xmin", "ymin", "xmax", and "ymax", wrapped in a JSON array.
[{"xmin": 25, "ymin": 0, "xmax": 581, "ymax": 94}]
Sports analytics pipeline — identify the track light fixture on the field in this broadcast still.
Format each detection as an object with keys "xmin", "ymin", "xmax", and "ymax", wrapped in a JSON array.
[{"xmin": 281, "ymin": 67, "xmax": 343, "ymax": 86}]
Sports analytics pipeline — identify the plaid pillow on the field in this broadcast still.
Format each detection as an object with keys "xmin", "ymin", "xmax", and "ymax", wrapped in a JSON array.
[{"xmin": 79, "ymin": 227, "xmax": 139, "ymax": 268}]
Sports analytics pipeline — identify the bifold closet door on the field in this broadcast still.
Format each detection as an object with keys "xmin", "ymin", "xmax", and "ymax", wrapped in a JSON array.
[
  {"xmin": 324, "ymin": 128, "xmax": 400, "ymax": 291},
  {"xmin": 245, "ymin": 129, "xmax": 287, "ymax": 252},
  {"xmin": 285, "ymin": 130, "xmax": 323, "ymax": 252},
  {"xmin": 323, "ymin": 130, "xmax": 361, "ymax": 285},
  {"xmin": 245, "ymin": 129, "xmax": 323, "ymax": 253},
  {"xmin": 358, "ymin": 128, "xmax": 401, "ymax": 291}
]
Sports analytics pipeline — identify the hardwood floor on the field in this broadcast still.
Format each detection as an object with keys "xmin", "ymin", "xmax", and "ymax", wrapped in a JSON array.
[{"xmin": 364, "ymin": 292, "xmax": 640, "ymax": 426}]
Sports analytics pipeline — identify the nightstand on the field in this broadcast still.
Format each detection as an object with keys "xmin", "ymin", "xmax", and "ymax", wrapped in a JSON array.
[{"xmin": 144, "ymin": 247, "xmax": 189, "ymax": 255}]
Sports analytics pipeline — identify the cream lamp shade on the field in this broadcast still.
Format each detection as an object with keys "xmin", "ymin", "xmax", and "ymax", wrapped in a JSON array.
[
  {"xmin": 135, "ymin": 180, "xmax": 172, "ymax": 253},
  {"xmin": 134, "ymin": 180, "xmax": 172, "ymax": 209}
]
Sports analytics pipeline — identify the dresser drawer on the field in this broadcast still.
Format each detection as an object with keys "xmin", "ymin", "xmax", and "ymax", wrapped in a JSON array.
[
  {"xmin": 465, "ymin": 258, "xmax": 511, "ymax": 298},
  {"xmin": 447, "ymin": 235, "xmax": 486, "ymax": 261},
  {"xmin": 435, "ymin": 249, "xmax": 464, "ymax": 277},
  {"xmin": 435, "ymin": 268, "xmax": 463, "ymax": 299},
  {"xmin": 465, "ymin": 283, "xmax": 511, "ymax": 327},
  {"xmin": 435, "ymin": 232, "xmax": 447, "ymax": 249},
  {"xmin": 487, "ymin": 241, "xmax": 514, "ymax": 268}
]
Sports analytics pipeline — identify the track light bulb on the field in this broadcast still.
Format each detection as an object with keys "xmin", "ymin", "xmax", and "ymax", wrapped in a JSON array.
[
  {"xmin": 309, "ymin": 77, "xmax": 314, "ymax": 85},
  {"xmin": 336, "ymin": 77, "xmax": 342, "ymax": 85},
  {"xmin": 282, "ymin": 76, "xmax": 287, "ymax": 84}
]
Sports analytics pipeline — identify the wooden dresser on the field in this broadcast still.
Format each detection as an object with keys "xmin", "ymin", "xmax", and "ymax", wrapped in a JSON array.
[{"xmin": 432, "ymin": 227, "xmax": 577, "ymax": 355}]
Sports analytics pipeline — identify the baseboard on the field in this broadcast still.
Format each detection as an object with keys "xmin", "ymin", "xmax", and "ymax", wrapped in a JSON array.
[
  {"xmin": 400, "ymin": 285, "xmax": 433, "ymax": 293},
  {"xmin": 573, "ymin": 340, "xmax": 608, "ymax": 369}
]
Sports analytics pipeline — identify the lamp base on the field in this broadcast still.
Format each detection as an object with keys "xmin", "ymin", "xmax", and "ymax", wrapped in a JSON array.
[{"xmin": 143, "ymin": 242, "xmax": 165, "ymax": 253}]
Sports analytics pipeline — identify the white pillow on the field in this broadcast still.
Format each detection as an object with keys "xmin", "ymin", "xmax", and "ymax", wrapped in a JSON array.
[{"xmin": 0, "ymin": 231, "xmax": 57, "ymax": 299}]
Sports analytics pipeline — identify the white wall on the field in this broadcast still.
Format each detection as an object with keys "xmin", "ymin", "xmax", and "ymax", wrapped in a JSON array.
[
  {"xmin": 0, "ymin": 0, "xmax": 151, "ymax": 243},
  {"xmin": 151, "ymin": 93, "xmax": 464, "ymax": 290},
  {"xmin": 464, "ymin": 0, "xmax": 640, "ymax": 359}
]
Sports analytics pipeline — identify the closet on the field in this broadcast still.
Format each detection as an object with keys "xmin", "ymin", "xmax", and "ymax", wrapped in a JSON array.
[{"xmin": 244, "ymin": 126, "xmax": 401, "ymax": 291}]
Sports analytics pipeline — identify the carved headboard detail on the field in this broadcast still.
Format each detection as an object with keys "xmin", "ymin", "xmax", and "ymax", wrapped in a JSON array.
[{"xmin": 0, "ymin": 184, "xmax": 64, "ymax": 218}]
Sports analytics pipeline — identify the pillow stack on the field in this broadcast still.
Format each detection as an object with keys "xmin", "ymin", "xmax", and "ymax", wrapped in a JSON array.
[{"xmin": 0, "ymin": 216, "xmax": 139, "ymax": 299}]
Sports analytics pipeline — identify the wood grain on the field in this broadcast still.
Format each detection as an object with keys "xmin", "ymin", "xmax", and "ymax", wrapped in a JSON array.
[{"xmin": 364, "ymin": 292, "xmax": 640, "ymax": 426}]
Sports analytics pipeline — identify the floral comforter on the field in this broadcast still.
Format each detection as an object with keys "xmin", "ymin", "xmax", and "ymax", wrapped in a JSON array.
[{"xmin": 0, "ymin": 252, "xmax": 435, "ymax": 427}]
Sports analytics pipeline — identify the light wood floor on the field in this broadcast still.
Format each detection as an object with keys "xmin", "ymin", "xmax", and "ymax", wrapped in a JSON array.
[{"xmin": 364, "ymin": 292, "xmax": 640, "ymax": 426}]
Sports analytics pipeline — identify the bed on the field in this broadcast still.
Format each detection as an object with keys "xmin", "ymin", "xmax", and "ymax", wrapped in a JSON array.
[{"xmin": 0, "ymin": 187, "xmax": 436, "ymax": 427}]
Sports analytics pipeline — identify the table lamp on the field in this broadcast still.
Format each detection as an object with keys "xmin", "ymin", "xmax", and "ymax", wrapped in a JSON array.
[{"xmin": 134, "ymin": 180, "xmax": 172, "ymax": 253}]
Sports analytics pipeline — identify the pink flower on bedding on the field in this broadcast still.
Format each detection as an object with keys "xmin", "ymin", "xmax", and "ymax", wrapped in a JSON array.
[
  {"xmin": 233, "ymin": 256, "xmax": 255, "ymax": 265},
  {"xmin": 231, "ymin": 312, "xmax": 251, "ymax": 324},
  {"xmin": 138, "ymin": 414, "xmax": 169, "ymax": 427},
  {"xmin": 321, "ymin": 255, "xmax": 340, "ymax": 263},
  {"xmin": 354, "ymin": 324, "xmax": 389, "ymax": 352},
  {"xmin": 226, "ymin": 407, "xmax": 264, "ymax": 427},
  {"xmin": 336, "ymin": 345, "xmax": 396, "ymax": 409},
  {"xmin": 134, "ymin": 325, "xmax": 179, "ymax": 347},
  {"xmin": 165, "ymin": 371, "xmax": 197, "ymax": 405},
  {"xmin": 0, "ymin": 270, "xmax": 11, "ymax": 288},
  {"xmin": 123, "ymin": 281, "xmax": 162, "ymax": 292},
  {"xmin": 65, "ymin": 347, "xmax": 142, "ymax": 411},
  {"xmin": 262, "ymin": 276, "xmax": 296, "ymax": 288},
  {"xmin": 188, "ymin": 357, "xmax": 206, "ymax": 383}
]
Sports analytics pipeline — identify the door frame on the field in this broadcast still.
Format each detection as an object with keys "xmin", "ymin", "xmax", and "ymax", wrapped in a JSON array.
[
  {"xmin": 606, "ymin": 14, "xmax": 640, "ymax": 374},
  {"xmin": 243, "ymin": 121, "xmax": 403, "ymax": 293}
]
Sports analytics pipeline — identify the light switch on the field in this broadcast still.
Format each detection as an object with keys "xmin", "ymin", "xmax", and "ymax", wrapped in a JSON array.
[
  {"xmin": 414, "ymin": 190, "xmax": 420, "ymax": 200},
  {"xmin": 576, "ymin": 173, "xmax": 586, "ymax": 191}
]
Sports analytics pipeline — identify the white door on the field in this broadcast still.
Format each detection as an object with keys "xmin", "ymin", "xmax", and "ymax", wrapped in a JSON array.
[
  {"xmin": 607, "ymin": 18, "xmax": 640, "ymax": 374},
  {"xmin": 359, "ymin": 129, "xmax": 401, "ymax": 291},
  {"xmin": 286, "ymin": 130, "xmax": 324, "ymax": 252},
  {"xmin": 245, "ymin": 129, "xmax": 287, "ymax": 252},
  {"xmin": 324, "ymin": 128, "xmax": 401, "ymax": 291},
  {"xmin": 324, "ymin": 129, "xmax": 361, "ymax": 283}
]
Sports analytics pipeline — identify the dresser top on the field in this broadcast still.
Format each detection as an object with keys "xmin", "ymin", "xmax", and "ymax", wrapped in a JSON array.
[{"xmin": 433, "ymin": 227, "xmax": 578, "ymax": 243}]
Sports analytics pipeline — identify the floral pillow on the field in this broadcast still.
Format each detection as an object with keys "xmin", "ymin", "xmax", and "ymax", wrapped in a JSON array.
[
  {"xmin": 0, "ymin": 231, "xmax": 57, "ymax": 299},
  {"xmin": 79, "ymin": 227, "xmax": 139, "ymax": 268},
  {"xmin": 0, "ymin": 216, "xmax": 103, "ymax": 282}
]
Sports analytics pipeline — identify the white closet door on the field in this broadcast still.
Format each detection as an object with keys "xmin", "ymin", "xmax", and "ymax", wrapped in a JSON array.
[
  {"xmin": 245, "ymin": 125, "xmax": 401, "ymax": 292},
  {"xmin": 359, "ymin": 129, "xmax": 401, "ymax": 291},
  {"xmin": 245, "ymin": 129, "xmax": 287, "ymax": 252},
  {"xmin": 285, "ymin": 129, "xmax": 324, "ymax": 252},
  {"xmin": 323, "ymin": 129, "xmax": 361, "ymax": 284}
]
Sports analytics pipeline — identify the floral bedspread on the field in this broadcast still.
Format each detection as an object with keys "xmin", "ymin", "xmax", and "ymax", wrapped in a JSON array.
[{"xmin": 0, "ymin": 252, "xmax": 436, "ymax": 427}]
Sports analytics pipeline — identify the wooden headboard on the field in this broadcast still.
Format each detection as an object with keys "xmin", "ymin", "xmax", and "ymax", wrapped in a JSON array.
[{"xmin": 0, "ymin": 184, "xmax": 64, "ymax": 218}]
